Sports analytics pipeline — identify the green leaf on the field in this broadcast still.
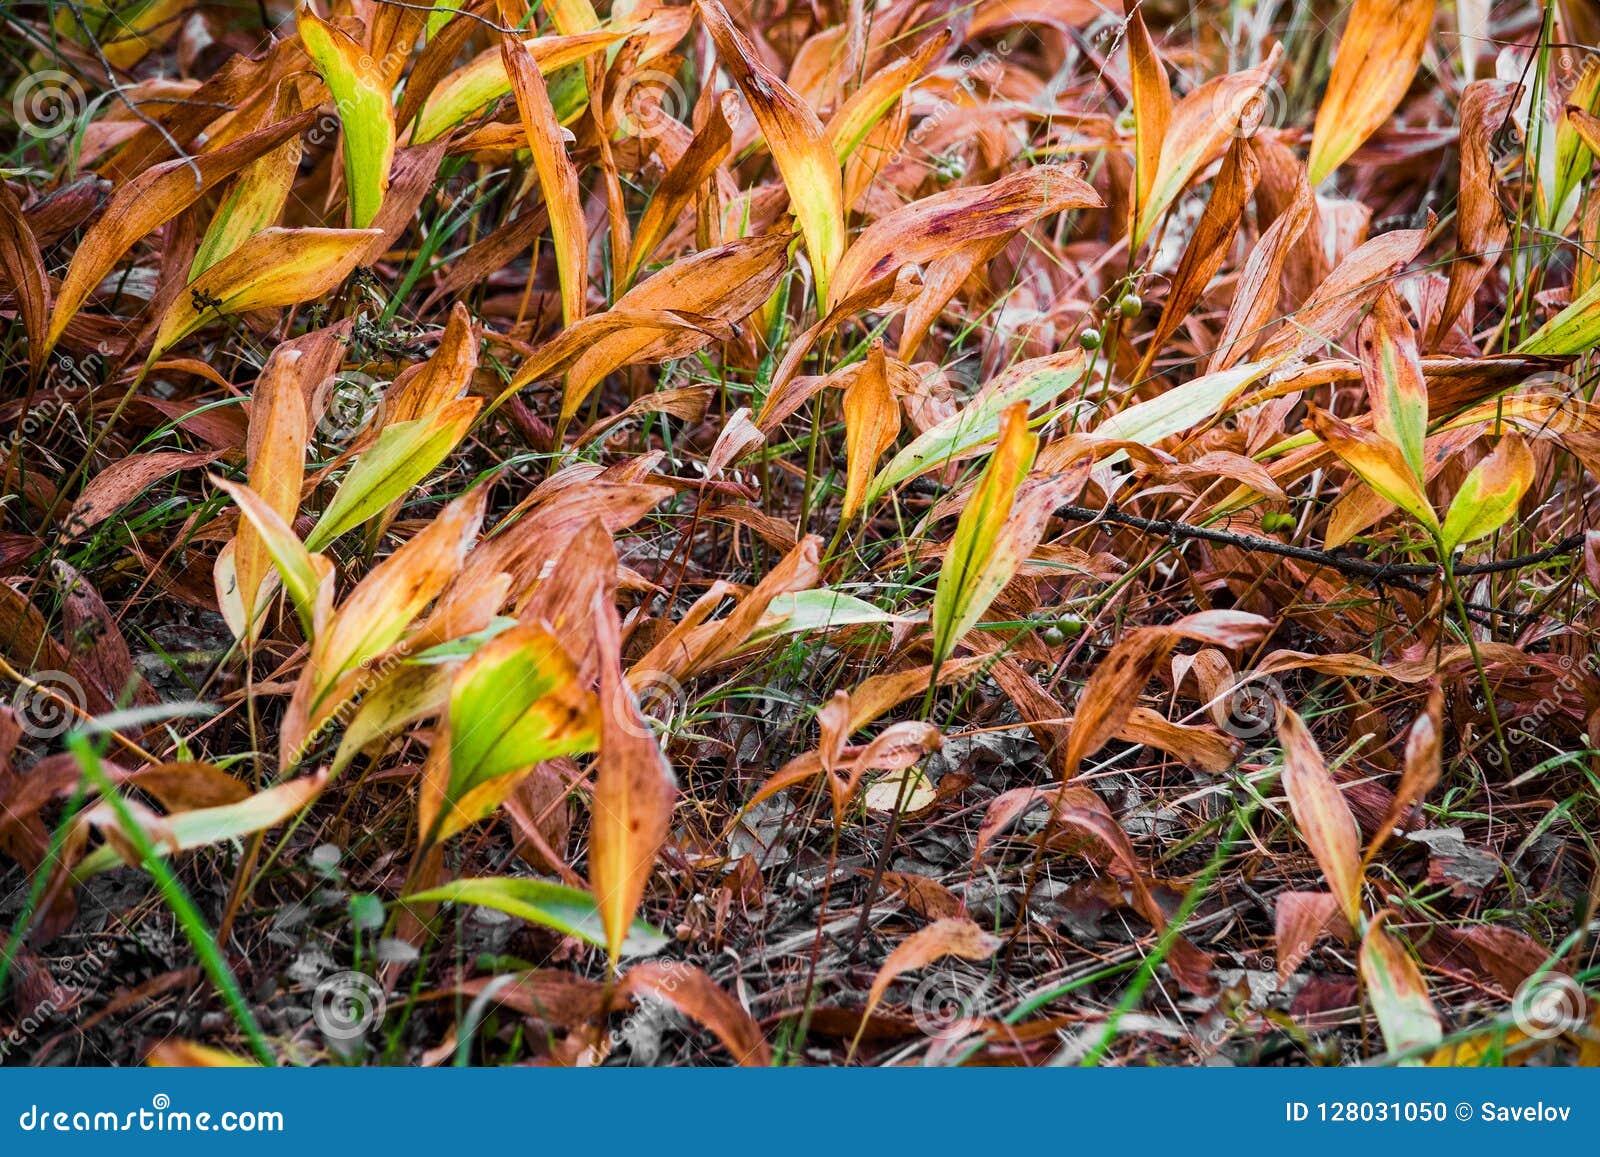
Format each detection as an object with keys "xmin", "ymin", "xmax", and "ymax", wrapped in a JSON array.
[
  {"xmin": 430, "ymin": 624, "xmax": 599, "ymax": 841},
  {"xmin": 297, "ymin": 4, "xmax": 395, "ymax": 229},
  {"xmin": 1439, "ymin": 434, "xmax": 1534, "ymax": 554},
  {"xmin": 748, "ymin": 590, "xmax": 901, "ymax": 645},
  {"xmin": 865, "ymin": 349, "xmax": 1085, "ymax": 506},
  {"xmin": 1091, "ymin": 359, "xmax": 1273, "ymax": 451},
  {"xmin": 405, "ymin": 877, "xmax": 668, "ymax": 955},
  {"xmin": 411, "ymin": 33, "xmax": 618, "ymax": 144},
  {"xmin": 1359, "ymin": 920, "xmax": 1442, "ymax": 1061},
  {"xmin": 1516, "ymin": 278, "xmax": 1600, "ymax": 356},
  {"xmin": 304, "ymin": 400, "xmax": 479, "ymax": 551}
]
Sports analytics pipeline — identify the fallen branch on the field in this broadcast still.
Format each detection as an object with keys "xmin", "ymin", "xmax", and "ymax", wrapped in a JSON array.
[{"xmin": 1055, "ymin": 503, "xmax": 1580, "ymax": 622}]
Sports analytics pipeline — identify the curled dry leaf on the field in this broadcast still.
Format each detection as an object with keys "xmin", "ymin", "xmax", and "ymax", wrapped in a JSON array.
[
  {"xmin": 619, "ymin": 961, "xmax": 771, "ymax": 1066},
  {"xmin": 859, "ymin": 918, "xmax": 1001, "ymax": 1024}
]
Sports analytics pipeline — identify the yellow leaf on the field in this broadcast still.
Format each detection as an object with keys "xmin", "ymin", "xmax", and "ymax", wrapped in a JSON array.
[
  {"xmin": 1125, "ymin": 0, "xmax": 1172, "ymax": 241},
  {"xmin": 191, "ymin": 95, "xmax": 302, "ymax": 276},
  {"xmin": 210, "ymin": 476, "xmax": 327, "ymax": 641},
  {"xmin": 1134, "ymin": 61, "xmax": 1278, "ymax": 249},
  {"xmin": 43, "ymin": 113, "xmax": 312, "ymax": 357},
  {"xmin": 298, "ymin": 5, "xmax": 396, "ymax": 229},
  {"xmin": 1306, "ymin": 0, "xmax": 1437, "ymax": 184},
  {"xmin": 411, "ymin": 31, "xmax": 619, "ymax": 144},
  {"xmin": 700, "ymin": 0, "xmax": 844, "ymax": 303},
  {"xmin": 150, "ymin": 227, "xmax": 379, "ymax": 364},
  {"xmin": 306, "ymin": 489, "xmax": 485, "ymax": 715},
  {"xmin": 823, "ymin": 30, "xmax": 949, "ymax": 163},
  {"xmin": 1439, "ymin": 434, "xmax": 1534, "ymax": 554},
  {"xmin": 231, "ymin": 347, "xmax": 314, "ymax": 648},
  {"xmin": 1307, "ymin": 404, "xmax": 1440, "ymax": 535},
  {"xmin": 147, "ymin": 1042, "xmax": 259, "ymax": 1067},
  {"xmin": 1358, "ymin": 289, "xmax": 1429, "ymax": 480},
  {"xmin": 304, "ymin": 398, "xmax": 481, "ymax": 550}
]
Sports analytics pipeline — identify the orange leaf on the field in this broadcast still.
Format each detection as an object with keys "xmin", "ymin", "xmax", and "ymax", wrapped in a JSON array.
[
  {"xmin": 620, "ymin": 961, "xmax": 770, "ymax": 1065},
  {"xmin": 699, "ymin": 0, "xmax": 844, "ymax": 302},
  {"xmin": 233, "ymin": 345, "xmax": 309, "ymax": 646},
  {"xmin": 840, "ymin": 342, "xmax": 901, "ymax": 521},
  {"xmin": 590, "ymin": 560, "xmax": 678, "ymax": 969},
  {"xmin": 1307, "ymin": 0, "xmax": 1437, "ymax": 184},
  {"xmin": 1125, "ymin": 0, "xmax": 1172, "ymax": 239},
  {"xmin": 859, "ymin": 918, "xmax": 1001, "ymax": 1025},
  {"xmin": 1277, "ymin": 706, "xmax": 1363, "ymax": 927},
  {"xmin": 502, "ymin": 35, "xmax": 587, "ymax": 326}
]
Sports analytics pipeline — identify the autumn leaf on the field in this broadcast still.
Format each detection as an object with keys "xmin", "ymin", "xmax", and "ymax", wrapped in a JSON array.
[
  {"xmin": 149, "ymin": 228, "xmax": 380, "ymax": 364},
  {"xmin": 1439, "ymin": 434, "xmax": 1534, "ymax": 554},
  {"xmin": 502, "ymin": 36, "xmax": 587, "ymax": 326},
  {"xmin": 425, "ymin": 624, "xmax": 600, "ymax": 844},
  {"xmin": 700, "ymin": 0, "xmax": 844, "ymax": 302},
  {"xmin": 1360, "ymin": 914, "xmax": 1443, "ymax": 1058},
  {"xmin": 1307, "ymin": 404, "xmax": 1440, "ymax": 536},
  {"xmin": 298, "ymin": 5, "xmax": 395, "ymax": 229},
  {"xmin": 840, "ymin": 342, "xmax": 901, "ymax": 521},
  {"xmin": 1306, "ymin": 0, "xmax": 1437, "ymax": 184},
  {"xmin": 589, "ymin": 566, "xmax": 678, "ymax": 969},
  {"xmin": 929, "ymin": 402, "xmax": 1037, "ymax": 668},
  {"xmin": 1278, "ymin": 706, "xmax": 1363, "ymax": 927}
]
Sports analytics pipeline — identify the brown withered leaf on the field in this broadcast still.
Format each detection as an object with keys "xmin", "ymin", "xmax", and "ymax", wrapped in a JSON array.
[
  {"xmin": 1278, "ymin": 707, "xmax": 1363, "ymax": 927},
  {"xmin": 0, "ymin": 180, "xmax": 49, "ymax": 376},
  {"xmin": 828, "ymin": 165, "xmax": 1101, "ymax": 309},
  {"xmin": 619, "ymin": 961, "xmax": 770, "ymax": 1066},
  {"xmin": 590, "ymin": 566, "xmax": 678, "ymax": 969},
  {"xmin": 1275, "ymin": 890, "xmax": 1347, "ymax": 983},
  {"xmin": 859, "ymin": 918, "xmax": 1001, "ymax": 1026},
  {"xmin": 1139, "ymin": 137, "xmax": 1257, "ymax": 378},
  {"xmin": 65, "ymin": 449, "xmax": 227, "ymax": 539},
  {"xmin": 1061, "ymin": 610, "xmax": 1272, "ymax": 780},
  {"xmin": 503, "ymin": 35, "xmax": 587, "ymax": 326}
]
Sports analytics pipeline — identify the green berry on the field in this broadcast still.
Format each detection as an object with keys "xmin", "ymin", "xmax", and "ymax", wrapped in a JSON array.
[
  {"xmin": 1078, "ymin": 327, "xmax": 1103, "ymax": 350},
  {"xmin": 1119, "ymin": 294, "xmax": 1143, "ymax": 318},
  {"xmin": 1261, "ymin": 512, "xmax": 1296, "ymax": 534},
  {"xmin": 1040, "ymin": 625, "xmax": 1066, "ymax": 646}
]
